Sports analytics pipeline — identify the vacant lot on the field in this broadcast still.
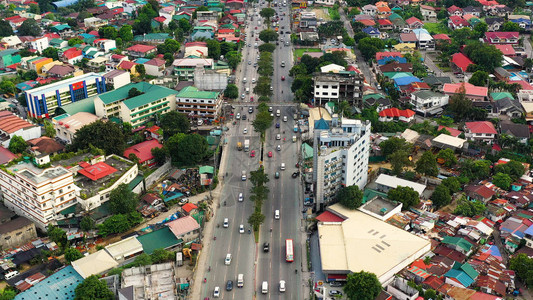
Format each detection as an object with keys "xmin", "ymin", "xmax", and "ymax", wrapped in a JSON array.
[
  {"xmin": 423, "ymin": 22, "xmax": 451, "ymax": 35},
  {"xmin": 311, "ymin": 8, "xmax": 331, "ymax": 21},
  {"xmin": 294, "ymin": 48, "xmax": 322, "ymax": 59}
]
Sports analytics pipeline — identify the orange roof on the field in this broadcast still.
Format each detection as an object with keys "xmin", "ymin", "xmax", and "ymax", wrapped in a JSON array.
[{"xmin": 0, "ymin": 113, "xmax": 35, "ymax": 134}]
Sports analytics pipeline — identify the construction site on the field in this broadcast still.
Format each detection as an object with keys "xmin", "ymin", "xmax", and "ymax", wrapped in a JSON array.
[{"xmin": 121, "ymin": 262, "xmax": 178, "ymax": 299}]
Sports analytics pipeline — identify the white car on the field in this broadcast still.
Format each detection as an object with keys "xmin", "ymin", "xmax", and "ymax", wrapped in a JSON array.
[
  {"xmin": 243, "ymin": 128, "xmax": 248, "ymax": 134},
  {"xmin": 283, "ymin": 116, "xmax": 287, "ymax": 122},
  {"xmin": 239, "ymin": 224, "xmax": 245, "ymax": 233},
  {"xmin": 223, "ymin": 218, "xmax": 229, "ymax": 228},
  {"xmin": 214, "ymin": 287, "xmax": 220, "ymax": 297},
  {"xmin": 276, "ymin": 145, "xmax": 281, "ymax": 151},
  {"xmin": 276, "ymin": 134, "xmax": 281, "ymax": 140},
  {"xmin": 236, "ymin": 113, "xmax": 241, "ymax": 120},
  {"xmin": 238, "ymin": 193, "xmax": 244, "ymax": 202}
]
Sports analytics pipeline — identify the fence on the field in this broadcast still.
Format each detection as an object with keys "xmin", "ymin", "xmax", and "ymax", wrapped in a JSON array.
[{"xmin": 145, "ymin": 160, "xmax": 172, "ymax": 188}]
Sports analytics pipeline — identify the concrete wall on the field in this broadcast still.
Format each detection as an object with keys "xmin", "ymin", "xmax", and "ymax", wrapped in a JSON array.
[
  {"xmin": 145, "ymin": 160, "xmax": 172, "ymax": 188},
  {"xmin": 194, "ymin": 67, "xmax": 227, "ymax": 91}
]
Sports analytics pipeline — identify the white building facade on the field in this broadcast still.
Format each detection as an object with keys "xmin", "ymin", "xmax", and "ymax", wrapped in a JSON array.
[
  {"xmin": 410, "ymin": 90, "xmax": 449, "ymax": 116},
  {"xmin": 313, "ymin": 116, "xmax": 371, "ymax": 211}
]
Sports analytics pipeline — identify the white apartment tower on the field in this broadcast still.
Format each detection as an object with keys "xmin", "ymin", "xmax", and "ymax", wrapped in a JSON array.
[{"xmin": 313, "ymin": 115, "xmax": 371, "ymax": 211}]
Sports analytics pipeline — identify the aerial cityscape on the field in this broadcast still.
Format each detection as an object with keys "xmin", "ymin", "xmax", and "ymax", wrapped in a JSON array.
[{"xmin": 0, "ymin": 0, "xmax": 532, "ymax": 299}]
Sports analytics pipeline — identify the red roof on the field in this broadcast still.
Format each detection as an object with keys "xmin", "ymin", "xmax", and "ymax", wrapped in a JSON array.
[
  {"xmin": 146, "ymin": 125, "xmax": 161, "ymax": 134},
  {"xmin": 359, "ymin": 19, "xmax": 376, "ymax": 26},
  {"xmin": 471, "ymin": 185, "xmax": 496, "ymax": 199},
  {"xmin": 494, "ymin": 44, "xmax": 515, "ymax": 56},
  {"xmin": 182, "ymin": 202, "xmax": 198, "ymax": 213},
  {"xmin": 423, "ymin": 275, "xmax": 444, "ymax": 290},
  {"xmin": 443, "ymin": 82, "xmax": 488, "ymax": 97},
  {"xmin": 377, "ymin": 19, "xmax": 392, "ymax": 26},
  {"xmin": 379, "ymin": 107, "xmax": 415, "ymax": 118},
  {"xmin": 451, "ymin": 53, "xmax": 474, "ymax": 72},
  {"xmin": 144, "ymin": 58, "xmax": 165, "ymax": 67},
  {"xmin": 433, "ymin": 34, "xmax": 451, "ymax": 41},
  {"xmin": 316, "ymin": 211, "xmax": 345, "ymax": 222},
  {"xmin": 185, "ymin": 41, "xmax": 207, "ymax": 47},
  {"xmin": 465, "ymin": 121, "xmax": 497, "ymax": 134},
  {"xmin": 78, "ymin": 162, "xmax": 118, "ymax": 181},
  {"xmin": 123, "ymin": 140, "xmax": 163, "ymax": 164},
  {"xmin": 447, "ymin": 5, "xmax": 463, "ymax": 13},
  {"xmin": 375, "ymin": 51, "xmax": 403, "ymax": 61},
  {"xmin": 449, "ymin": 16, "xmax": 470, "ymax": 27},
  {"xmin": 126, "ymin": 44, "xmax": 156, "ymax": 53},
  {"xmin": 485, "ymin": 32, "xmax": 520, "ymax": 41},
  {"xmin": 154, "ymin": 16, "xmax": 166, "ymax": 23},
  {"xmin": 0, "ymin": 112, "xmax": 35, "ymax": 134},
  {"xmin": 509, "ymin": 80, "xmax": 533, "ymax": 90},
  {"xmin": 118, "ymin": 60, "xmax": 138, "ymax": 70},
  {"xmin": 438, "ymin": 126, "xmax": 462, "ymax": 137},
  {"xmin": 405, "ymin": 17, "xmax": 423, "ymax": 25}
]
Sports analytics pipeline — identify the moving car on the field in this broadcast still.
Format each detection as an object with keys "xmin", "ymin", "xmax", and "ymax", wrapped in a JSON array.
[
  {"xmin": 225, "ymin": 253, "xmax": 232, "ymax": 265},
  {"xmin": 236, "ymin": 113, "xmax": 241, "ymax": 120},
  {"xmin": 250, "ymin": 150, "xmax": 255, "ymax": 157},
  {"xmin": 275, "ymin": 210, "xmax": 280, "ymax": 219},
  {"xmin": 276, "ymin": 134, "xmax": 281, "ymax": 140},
  {"xmin": 263, "ymin": 242, "xmax": 270, "ymax": 252},
  {"xmin": 238, "ymin": 193, "xmax": 244, "ymax": 202},
  {"xmin": 329, "ymin": 290, "xmax": 342, "ymax": 296},
  {"xmin": 242, "ymin": 114, "xmax": 247, "ymax": 120},
  {"xmin": 283, "ymin": 116, "xmax": 287, "ymax": 122},
  {"xmin": 268, "ymin": 106, "xmax": 273, "ymax": 112},
  {"xmin": 223, "ymin": 218, "xmax": 229, "ymax": 228},
  {"xmin": 275, "ymin": 172, "xmax": 280, "ymax": 179},
  {"xmin": 279, "ymin": 280, "xmax": 286, "ymax": 292},
  {"xmin": 241, "ymin": 93, "xmax": 245, "ymax": 99},
  {"xmin": 248, "ymin": 107, "xmax": 253, "ymax": 113},
  {"xmin": 276, "ymin": 145, "xmax": 281, "ymax": 151},
  {"xmin": 281, "ymin": 76, "xmax": 285, "ymax": 81},
  {"xmin": 276, "ymin": 122, "xmax": 280, "ymax": 128},
  {"xmin": 178, "ymin": 198, "xmax": 189, "ymax": 206},
  {"xmin": 268, "ymin": 151, "xmax": 273, "ymax": 157},
  {"xmin": 239, "ymin": 224, "xmax": 245, "ymax": 234},
  {"xmin": 329, "ymin": 282, "xmax": 343, "ymax": 287},
  {"xmin": 226, "ymin": 280, "xmax": 234, "ymax": 291},
  {"xmin": 243, "ymin": 128, "xmax": 248, "ymax": 134},
  {"xmin": 292, "ymin": 171, "xmax": 300, "ymax": 178},
  {"xmin": 213, "ymin": 287, "xmax": 220, "ymax": 297}
]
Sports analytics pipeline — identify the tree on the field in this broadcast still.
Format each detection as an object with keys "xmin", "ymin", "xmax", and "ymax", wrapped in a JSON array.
[
  {"xmin": 358, "ymin": 37, "xmax": 385, "ymax": 60},
  {"xmin": 494, "ymin": 160, "xmax": 525, "ymax": 181},
  {"xmin": 0, "ymin": 287, "xmax": 16, "ymax": 300},
  {"xmin": 389, "ymin": 150, "xmax": 412, "ymax": 176},
  {"xmin": 441, "ymin": 177, "xmax": 461, "ymax": 193},
  {"xmin": 509, "ymin": 253, "xmax": 533, "ymax": 286},
  {"xmin": 225, "ymin": 51, "xmax": 242, "ymax": 69},
  {"xmin": 415, "ymin": 151, "xmax": 439, "ymax": 177},
  {"xmin": 109, "ymin": 184, "xmax": 138, "ymax": 214},
  {"xmin": 260, "ymin": 7, "xmax": 276, "ymax": 21},
  {"xmin": 380, "ymin": 137, "xmax": 411, "ymax": 157},
  {"xmin": 469, "ymin": 70, "xmax": 489, "ymax": 86},
  {"xmin": 206, "ymin": 39, "xmax": 221, "ymax": 59},
  {"xmin": 431, "ymin": 185, "xmax": 452, "ymax": 208},
  {"xmin": 8, "ymin": 135, "xmax": 27, "ymax": 153},
  {"xmin": 119, "ymin": 25, "xmax": 134, "ymax": 42},
  {"xmin": 502, "ymin": 21, "xmax": 521, "ymax": 32},
  {"xmin": 151, "ymin": 249, "xmax": 175, "ymax": 264},
  {"xmin": 463, "ymin": 41, "xmax": 503, "ymax": 73},
  {"xmin": 388, "ymin": 186, "xmax": 420, "ymax": 209},
  {"xmin": 151, "ymin": 147, "xmax": 168, "ymax": 166},
  {"xmin": 493, "ymin": 172, "xmax": 512, "ymax": 190},
  {"xmin": 43, "ymin": 119, "xmax": 55, "ymax": 138},
  {"xmin": 80, "ymin": 216, "xmax": 95, "ymax": 232},
  {"xmin": 258, "ymin": 43, "xmax": 276, "ymax": 53},
  {"xmin": 344, "ymin": 271, "xmax": 382, "ymax": 300},
  {"xmin": 448, "ymin": 85, "xmax": 473, "ymax": 122},
  {"xmin": 454, "ymin": 198, "xmax": 486, "ymax": 217},
  {"xmin": 18, "ymin": 19, "xmax": 41, "ymax": 36},
  {"xmin": 248, "ymin": 210, "xmax": 265, "ymax": 231},
  {"xmin": 99, "ymin": 26, "xmax": 117, "ymax": 39},
  {"xmin": 47, "ymin": 225, "xmax": 67, "ymax": 248},
  {"xmin": 337, "ymin": 185, "xmax": 363, "ymax": 209},
  {"xmin": 98, "ymin": 212, "xmax": 142, "ymax": 237},
  {"xmin": 135, "ymin": 64, "xmax": 146, "ymax": 78},
  {"xmin": 259, "ymin": 29, "xmax": 279, "ymax": 43},
  {"xmin": 437, "ymin": 149, "xmax": 457, "ymax": 167},
  {"xmin": 0, "ymin": 20, "xmax": 14, "ymax": 37},
  {"xmin": 168, "ymin": 133, "xmax": 208, "ymax": 165},
  {"xmin": 159, "ymin": 111, "xmax": 190, "ymax": 139},
  {"xmin": 74, "ymin": 275, "xmax": 115, "ymax": 300},
  {"xmin": 64, "ymin": 248, "xmax": 83, "ymax": 263},
  {"xmin": 0, "ymin": 80, "xmax": 15, "ymax": 95},
  {"xmin": 42, "ymin": 47, "xmax": 59, "ymax": 60},
  {"xmin": 68, "ymin": 38, "xmax": 83, "ymax": 46},
  {"xmin": 224, "ymin": 84, "xmax": 239, "ymax": 99},
  {"xmin": 252, "ymin": 111, "xmax": 274, "ymax": 135},
  {"xmin": 70, "ymin": 120, "xmax": 126, "ymax": 155}
]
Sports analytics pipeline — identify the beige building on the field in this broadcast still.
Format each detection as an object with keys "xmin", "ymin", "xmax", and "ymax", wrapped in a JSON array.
[
  {"xmin": 0, "ymin": 216, "xmax": 37, "ymax": 250},
  {"xmin": 54, "ymin": 112, "xmax": 100, "ymax": 144}
]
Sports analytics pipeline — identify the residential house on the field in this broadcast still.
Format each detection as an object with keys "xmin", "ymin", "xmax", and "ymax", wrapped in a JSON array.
[
  {"xmin": 464, "ymin": 121, "xmax": 498, "ymax": 143},
  {"xmin": 49, "ymin": 24, "xmax": 73, "ymax": 38},
  {"xmin": 93, "ymin": 38, "xmax": 116, "ymax": 53},
  {"xmin": 493, "ymin": 97, "xmax": 524, "ymax": 119},
  {"xmin": 133, "ymin": 33, "xmax": 171, "ymax": 45},
  {"xmin": 406, "ymin": 17, "xmax": 424, "ymax": 29},
  {"xmin": 443, "ymin": 82, "xmax": 488, "ymax": 103},
  {"xmin": 413, "ymin": 29, "xmax": 435, "ymax": 50},
  {"xmin": 172, "ymin": 58, "xmax": 214, "ymax": 80},
  {"xmin": 499, "ymin": 121, "xmax": 529, "ymax": 143},
  {"xmin": 184, "ymin": 41, "xmax": 208, "ymax": 58},
  {"xmin": 423, "ymin": 75, "xmax": 452, "ymax": 90},
  {"xmin": 126, "ymin": 44, "xmax": 157, "ymax": 58},
  {"xmin": 47, "ymin": 64, "xmax": 78, "ymax": 78},
  {"xmin": 377, "ymin": 19, "xmax": 393, "ymax": 31},
  {"xmin": 103, "ymin": 69, "xmax": 131, "ymax": 90},
  {"xmin": 509, "ymin": 15, "xmax": 531, "ymax": 31},
  {"xmin": 191, "ymin": 26, "xmax": 215, "ymax": 40},
  {"xmin": 0, "ymin": 49, "xmax": 21, "ymax": 69},
  {"xmin": 144, "ymin": 58, "xmax": 166, "ymax": 77},
  {"xmin": 463, "ymin": 6, "xmax": 482, "ymax": 17},
  {"xmin": 447, "ymin": 5, "xmax": 464, "ymax": 16},
  {"xmin": 123, "ymin": 140, "xmax": 163, "ymax": 167},
  {"xmin": 451, "ymin": 53, "xmax": 474, "ymax": 73},
  {"xmin": 445, "ymin": 262, "xmax": 479, "ymax": 288},
  {"xmin": 486, "ymin": 18, "xmax": 505, "ymax": 31},
  {"xmin": 420, "ymin": 5, "xmax": 436, "ymax": 22},
  {"xmin": 410, "ymin": 90, "xmax": 450, "ymax": 116},
  {"xmin": 448, "ymin": 16, "xmax": 470, "ymax": 30},
  {"xmin": 1, "ymin": 35, "xmax": 22, "ymax": 49},
  {"xmin": 484, "ymin": 32, "xmax": 520, "ymax": 45},
  {"xmin": 88, "ymin": 56, "xmax": 108, "ymax": 71},
  {"xmin": 166, "ymin": 216, "xmax": 201, "ymax": 242},
  {"xmin": 362, "ymin": 27, "xmax": 381, "ymax": 38},
  {"xmin": 83, "ymin": 17, "xmax": 108, "ymax": 28},
  {"xmin": 379, "ymin": 62, "xmax": 413, "ymax": 75},
  {"xmin": 488, "ymin": 5, "xmax": 512, "ymax": 17},
  {"xmin": 400, "ymin": 32, "xmax": 417, "ymax": 45},
  {"xmin": 29, "ymin": 37, "xmax": 49, "ymax": 53},
  {"xmin": 378, "ymin": 108, "xmax": 415, "ymax": 122},
  {"xmin": 0, "ymin": 217, "xmax": 37, "ymax": 250},
  {"xmin": 362, "ymin": 4, "xmax": 377, "ymax": 16},
  {"xmin": 55, "ymin": 112, "xmax": 99, "ymax": 144},
  {"xmin": 61, "ymin": 48, "xmax": 83, "ymax": 64},
  {"xmin": 376, "ymin": 2, "xmax": 392, "ymax": 18},
  {"xmin": 312, "ymin": 72, "xmax": 365, "ymax": 107}
]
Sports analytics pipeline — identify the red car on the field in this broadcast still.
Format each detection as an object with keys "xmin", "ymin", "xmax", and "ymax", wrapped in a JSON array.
[
  {"xmin": 250, "ymin": 96, "xmax": 254, "ymax": 102},
  {"xmin": 281, "ymin": 76, "xmax": 285, "ymax": 81},
  {"xmin": 268, "ymin": 151, "xmax": 273, "ymax": 157},
  {"xmin": 250, "ymin": 150, "xmax": 256, "ymax": 157}
]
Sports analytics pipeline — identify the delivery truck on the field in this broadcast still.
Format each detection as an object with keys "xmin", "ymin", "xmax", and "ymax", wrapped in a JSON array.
[{"xmin": 244, "ymin": 139, "xmax": 250, "ymax": 152}]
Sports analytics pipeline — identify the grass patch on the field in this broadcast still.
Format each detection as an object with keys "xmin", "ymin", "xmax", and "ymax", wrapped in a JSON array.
[
  {"xmin": 254, "ymin": 229, "xmax": 259, "ymax": 242},
  {"xmin": 423, "ymin": 22, "xmax": 451, "ymax": 35},
  {"xmin": 294, "ymin": 48, "xmax": 322, "ymax": 59}
]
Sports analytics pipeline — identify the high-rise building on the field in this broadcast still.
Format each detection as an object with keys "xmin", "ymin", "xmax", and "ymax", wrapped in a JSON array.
[{"xmin": 313, "ymin": 116, "xmax": 371, "ymax": 211}]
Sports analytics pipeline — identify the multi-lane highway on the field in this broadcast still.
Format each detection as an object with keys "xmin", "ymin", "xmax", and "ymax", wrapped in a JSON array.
[{"xmin": 201, "ymin": 0, "xmax": 303, "ymax": 298}]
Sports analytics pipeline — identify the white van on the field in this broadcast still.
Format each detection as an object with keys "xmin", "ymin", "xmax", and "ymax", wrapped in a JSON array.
[
  {"xmin": 225, "ymin": 253, "xmax": 232, "ymax": 265},
  {"xmin": 275, "ymin": 210, "xmax": 280, "ymax": 219},
  {"xmin": 246, "ymin": 87, "xmax": 250, "ymax": 94},
  {"xmin": 243, "ymin": 77, "xmax": 247, "ymax": 83},
  {"xmin": 237, "ymin": 274, "xmax": 244, "ymax": 288},
  {"xmin": 252, "ymin": 78, "xmax": 256, "ymax": 83},
  {"xmin": 241, "ymin": 170, "xmax": 247, "ymax": 181},
  {"xmin": 5, "ymin": 270, "xmax": 18, "ymax": 280},
  {"xmin": 223, "ymin": 218, "xmax": 229, "ymax": 228},
  {"xmin": 292, "ymin": 136, "xmax": 297, "ymax": 142},
  {"xmin": 279, "ymin": 280, "xmax": 286, "ymax": 292},
  {"xmin": 261, "ymin": 281, "xmax": 268, "ymax": 294},
  {"xmin": 280, "ymin": 163, "xmax": 285, "ymax": 170},
  {"xmin": 276, "ymin": 109, "xmax": 280, "ymax": 117}
]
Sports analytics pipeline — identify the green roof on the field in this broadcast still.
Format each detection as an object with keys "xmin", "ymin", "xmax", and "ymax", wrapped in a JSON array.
[
  {"xmin": 363, "ymin": 93, "xmax": 385, "ymax": 101},
  {"xmin": 383, "ymin": 72, "xmax": 414, "ymax": 79},
  {"xmin": 363, "ymin": 189, "xmax": 388, "ymax": 204},
  {"xmin": 133, "ymin": 33, "xmax": 170, "ymax": 42},
  {"xmin": 302, "ymin": 143, "xmax": 313, "ymax": 159},
  {"xmin": 51, "ymin": 24, "xmax": 71, "ymax": 32},
  {"xmin": 194, "ymin": 26, "xmax": 214, "ymax": 31},
  {"xmin": 176, "ymin": 86, "xmax": 219, "ymax": 100},
  {"xmin": 442, "ymin": 236, "xmax": 473, "ymax": 253},
  {"xmin": 128, "ymin": 174, "xmax": 144, "ymax": 190},
  {"xmin": 97, "ymin": 82, "xmax": 178, "ymax": 109},
  {"xmin": 136, "ymin": 227, "xmax": 183, "ymax": 254},
  {"xmin": 491, "ymin": 92, "xmax": 514, "ymax": 101},
  {"xmin": 199, "ymin": 166, "xmax": 214, "ymax": 174},
  {"xmin": 57, "ymin": 96, "xmax": 96, "ymax": 115}
]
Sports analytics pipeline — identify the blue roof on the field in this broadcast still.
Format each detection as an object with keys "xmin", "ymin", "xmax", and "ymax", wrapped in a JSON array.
[
  {"xmin": 314, "ymin": 118, "xmax": 329, "ymax": 130},
  {"xmin": 15, "ymin": 266, "xmax": 83, "ymax": 300},
  {"xmin": 16, "ymin": 80, "xmax": 38, "ymax": 91},
  {"xmin": 524, "ymin": 224, "xmax": 533, "ymax": 236},
  {"xmin": 445, "ymin": 269, "xmax": 475, "ymax": 287},
  {"xmin": 362, "ymin": 27, "xmax": 380, "ymax": 34},
  {"xmin": 393, "ymin": 76, "xmax": 421, "ymax": 86},
  {"xmin": 135, "ymin": 58, "xmax": 150, "ymax": 64},
  {"xmin": 52, "ymin": 0, "xmax": 79, "ymax": 8},
  {"xmin": 377, "ymin": 56, "xmax": 407, "ymax": 65}
]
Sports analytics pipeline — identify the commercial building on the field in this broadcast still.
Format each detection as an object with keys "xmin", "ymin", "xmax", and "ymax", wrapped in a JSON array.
[
  {"xmin": 14, "ymin": 266, "xmax": 84, "ymax": 300},
  {"xmin": 375, "ymin": 174, "xmax": 426, "ymax": 195},
  {"xmin": 24, "ymin": 73, "xmax": 107, "ymax": 118},
  {"xmin": 410, "ymin": 90, "xmax": 450, "ymax": 117},
  {"xmin": 54, "ymin": 112, "xmax": 100, "ymax": 144},
  {"xmin": 0, "ymin": 160, "xmax": 78, "ymax": 230},
  {"xmin": 94, "ymin": 82, "xmax": 178, "ymax": 128},
  {"xmin": 0, "ymin": 216, "xmax": 37, "ymax": 250},
  {"xmin": 175, "ymin": 86, "xmax": 222, "ymax": 121},
  {"xmin": 312, "ymin": 72, "xmax": 365, "ymax": 107},
  {"xmin": 172, "ymin": 58, "xmax": 214, "ymax": 80},
  {"xmin": 0, "ymin": 111, "xmax": 41, "ymax": 147},
  {"xmin": 103, "ymin": 69, "xmax": 131, "ymax": 90},
  {"xmin": 313, "ymin": 116, "xmax": 371, "ymax": 210},
  {"xmin": 317, "ymin": 203, "xmax": 431, "ymax": 284},
  {"xmin": 72, "ymin": 249, "xmax": 119, "ymax": 279}
]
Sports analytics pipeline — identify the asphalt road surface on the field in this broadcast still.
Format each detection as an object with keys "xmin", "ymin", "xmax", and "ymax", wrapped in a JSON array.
[{"xmin": 201, "ymin": 1, "xmax": 303, "ymax": 298}]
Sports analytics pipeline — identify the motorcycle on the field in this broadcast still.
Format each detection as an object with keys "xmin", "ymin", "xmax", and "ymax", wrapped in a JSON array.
[
  {"xmin": 248, "ymin": 229, "xmax": 251, "ymax": 234},
  {"xmin": 214, "ymin": 236, "xmax": 217, "ymax": 240},
  {"xmin": 204, "ymin": 278, "xmax": 207, "ymax": 283}
]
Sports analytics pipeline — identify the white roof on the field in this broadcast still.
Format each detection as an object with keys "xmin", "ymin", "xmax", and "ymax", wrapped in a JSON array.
[
  {"xmin": 433, "ymin": 133, "xmax": 466, "ymax": 149},
  {"xmin": 318, "ymin": 204, "xmax": 430, "ymax": 283},
  {"xmin": 172, "ymin": 58, "xmax": 213, "ymax": 67},
  {"xmin": 401, "ymin": 129, "xmax": 420, "ymax": 143},
  {"xmin": 72, "ymin": 250, "xmax": 118, "ymax": 279},
  {"xmin": 375, "ymin": 174, "xmax": 426, "ymax": 195},
  {"xmin": 522, "ymin": 102, "xmax": 533, "ymax": 112},
  {"xmin": 104, "ymin": 236, "xmax": 143, "ymax": 260},
  {"xmin": 320, "ymin": 63, "xmax": 345, "ymax": 73},
  {"xmin": 412, "ymin": 29, "xmax": 433, "ymax": 41}
]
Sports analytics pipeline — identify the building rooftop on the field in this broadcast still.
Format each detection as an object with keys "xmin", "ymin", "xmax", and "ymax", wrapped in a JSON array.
[
  {"xmin": 14, "ymin": 266, "xmax": 83, "ymax": 300},
  {"xmin": 375, "ymin": 174, "xmax": 426, "ymax": 195},
  {"xmin": 24, "ymin": 73, "xmax": 102, "ymax": 96},
  {"xmin": 104, "ymin": 236, "xmax": 143, "ymax": 260},
  {"xmin": 136, "ymin": 227, "xmax": 182, "ymax": 255},
  {"xmin": 123, "ymin": 140, "xmax": 163, "ymax": 164},
  {"xmin": 0, "ymin": 111, "xmax": 38, "ymax": 134},
  {"xmin": 71, "ymin": 249, "xmax": 118, "ymax": 279},
  {"xmin": 359, "ymin": 196, "xmax": 400, "ymax": 216},
  {"xmin": 55, "ymin": 112, "xmax": 99, "ymax": 134},
  {"xmin": 97, "ymin": 82, "xmax": 178, "ymax": 109},
  {"xmin": 8, "ymin": 161, "xmax": 70, "ymax": 185},
  {"xmin": 176, "ymin": 86, "xmax": 219, "ymax": 100},
  {"xmin": 318, "ymin": 204, "xmax": 431, "ymax": 283},
  {"xmin": 166, "ymin": 216, "xmax": 200, "ymax": 238}
]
